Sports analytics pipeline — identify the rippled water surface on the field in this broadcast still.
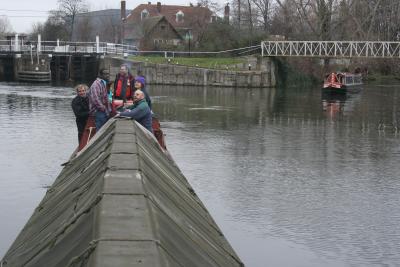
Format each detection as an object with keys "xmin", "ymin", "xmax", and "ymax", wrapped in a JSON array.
[{"xmin": 1, "ymin": 82, "xmax": 400, "ymax": 266}]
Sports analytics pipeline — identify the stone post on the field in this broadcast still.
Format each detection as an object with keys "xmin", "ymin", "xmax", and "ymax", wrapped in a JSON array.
[
  {"xmin": 37, "ymin": 34, "xmax": 41, "ymax": 53},
  {"xmin": 96, "ymin": 36, "xmax": 100, "ymax": 53}
]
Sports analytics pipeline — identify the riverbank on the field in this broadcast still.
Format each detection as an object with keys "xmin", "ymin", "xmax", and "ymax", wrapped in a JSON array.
[
  {"xmin": 104, "ymin": 56, "xmax": 276, "ymax": 88},
  {"xmin": 127, "ymin": 55, "xmax": 246, "ymax": 70}
]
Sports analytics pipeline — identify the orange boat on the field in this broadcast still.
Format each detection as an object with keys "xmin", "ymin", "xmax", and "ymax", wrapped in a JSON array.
[{"xmin": 323, "ymin": 72, "xmax": 362, "ymax": 93}]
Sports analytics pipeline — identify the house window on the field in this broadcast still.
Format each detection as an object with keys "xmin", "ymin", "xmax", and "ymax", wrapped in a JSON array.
[
  {"xmin": 176, "ymin": 10, "xmax": 184, "ymax": 23},
  {"xmin": 141, "ymin": 9, "xmax": 149, "ymax": 20},
  {"xmin": 161, "ymin": 25, "xmax": 166, "ymax": 30}
]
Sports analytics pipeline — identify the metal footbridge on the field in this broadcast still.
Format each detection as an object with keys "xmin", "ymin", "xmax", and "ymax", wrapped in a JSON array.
[
  {"xmin": 261, "ymin": 41, "xmax": 400, "ymax": 58},
  {"xmin": 4, "ymin": 33, "xmax": 400, "ymax": 59},
  {"xmin": 0, "ymin": 35, "xmax": 138, "ymax": 56}
]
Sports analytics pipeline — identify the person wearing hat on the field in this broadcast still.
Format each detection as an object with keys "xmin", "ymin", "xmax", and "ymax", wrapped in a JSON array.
[{"xmin": 135, "ymin": 70, "xmax": 146, "ymax": 87}]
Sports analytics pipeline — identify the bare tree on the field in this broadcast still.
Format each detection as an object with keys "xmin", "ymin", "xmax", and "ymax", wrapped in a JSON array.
[
  {"xmin": 285, "ymin": 0, "xmax": 337, "ymax": 40},
  {"xmin": 74, "ymin": 15, "xmax": 92, "ymax": 41},
  {"xmin": 197, "ymin": 0, "xmax": 220, "ymax": 13},
  {"xmin": 58, "ymin": 0, "xmax": 88, "ymax": 40},
  {"xmin": 246, "ymin": 0, "xmax": 254, "ymax": 32},
  {"xmin": 238, "ymin": 0, "xmax": 242, "ymax": 29},
  {"xmin": 0, "ymin": 17, "xmax": 13, "ymax": 38},
  {"xmin": 230, "ymin": 0, "xmax": 256, "ymax": 31},
  {"xmin": 29, "ymin": 22, "xmax": 45, "ymax": 39},
  {"xmin": 251, "ymin": 0, "xmax": 273, "ymax": 31},
  {"xmin": 227, "ymin": 0, "xmax": 400, "ymax": 42},
  {"xmin": 272, "ymin": 0, "xmax": 399, "ymax": 41},
  {"xmin": 349, "ymin": 0, "xmax": 400, "ymax": 40},
  {"xmin": 98, "ymin": 15, "xmax": 120, "ymax": 43},
  {"xmin": 187, "ymin": 6, "xmax": 214, "ymax": 46},
  {"xmin": 41, "ymin": 10, "xmax": 70, "ymax": 40}
]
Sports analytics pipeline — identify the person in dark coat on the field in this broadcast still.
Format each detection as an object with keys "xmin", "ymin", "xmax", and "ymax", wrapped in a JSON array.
[
  {"xmin": 117, "ymin": 90, "xmax": 152, "ymax": 133},
  {"xmin": 71, "ymin": 84, "xmax": 89, "ymax": 143}
]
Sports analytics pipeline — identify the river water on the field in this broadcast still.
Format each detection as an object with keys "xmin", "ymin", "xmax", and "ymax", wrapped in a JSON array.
[{"xmin": 0, "ymin": 81, "xmax": 399, "ymax": 266}]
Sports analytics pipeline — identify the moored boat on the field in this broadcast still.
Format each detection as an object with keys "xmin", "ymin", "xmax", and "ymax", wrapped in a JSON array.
[{"xmin": 323, "ymin": 72, "xmax": 362, "ymax": 93}]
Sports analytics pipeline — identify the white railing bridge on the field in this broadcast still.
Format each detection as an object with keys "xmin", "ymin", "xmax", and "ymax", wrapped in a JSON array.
[
  {"xmin": 261, "ymin": 41, "xmax": 400, "ymax": 58},
  {"xmin": 0, "ymin": 35, "xmax": 138, "ymax": 56}
]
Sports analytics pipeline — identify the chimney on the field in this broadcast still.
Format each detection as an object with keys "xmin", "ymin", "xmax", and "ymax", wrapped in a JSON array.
[
  {"xmin": 121, "ymin": 0, "xmax": 126, "ymax": 21},
  {"xmin": 156, "ymin": 2, "xmax": 161, "ymax": 12},
  {"xmin": 148, "ymin": 2, "xmax": 151, "ymax": 5},
  {"xmin": 224, "ymin": 3, "xmax": 230, "ymax": 22},
  {"xmin": 121, "ymin": 1, "xmax": 126, "ymax": 44}
]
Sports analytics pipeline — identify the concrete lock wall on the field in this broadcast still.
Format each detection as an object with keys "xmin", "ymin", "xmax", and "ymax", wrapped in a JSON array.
[{"xmin": 103, "ymin": 57, "xmax": 276, "ymax": 88}]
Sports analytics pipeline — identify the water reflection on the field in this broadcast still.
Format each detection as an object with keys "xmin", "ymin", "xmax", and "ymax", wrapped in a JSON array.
[
  {"xmin": 1, "ymin": 82, "xmax": 400, "ymax": 267},
  {"xmin": 0, "ymin": 82, "xmax": 77, "ymax": 257},
  {"xmin": 150, "ymin": 84, "xmax": 400, "ymax": 267},
  {"xmin": 322, "ymin": 91, "xmax": 347, "ymax": 118},
  {"xmin": 321, "ymin": 89, "xmax": 364, "ymax": 121}
]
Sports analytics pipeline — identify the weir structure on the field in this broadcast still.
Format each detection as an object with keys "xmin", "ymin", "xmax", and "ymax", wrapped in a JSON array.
[
  {"xmin": 1, "ymin": 118, "xmax": 243, "ymax": 267},
  {"xmin": 0, "ymin": 35, "xmax": 136, "ymax": 82}
]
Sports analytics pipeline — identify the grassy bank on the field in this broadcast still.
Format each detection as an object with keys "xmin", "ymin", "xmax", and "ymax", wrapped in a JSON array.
[{"xmin": 128, "ymin": 55, "xmax": 245, "ymax": 70}]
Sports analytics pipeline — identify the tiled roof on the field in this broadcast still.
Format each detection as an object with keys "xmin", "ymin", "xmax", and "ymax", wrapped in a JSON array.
[
  {"xmin": 124, "ymin": 16, "xmax": 183, "ymax": 40},
  {"xmin": 126, "ymin": 3, "xmax": 212, "ymax": 29}
]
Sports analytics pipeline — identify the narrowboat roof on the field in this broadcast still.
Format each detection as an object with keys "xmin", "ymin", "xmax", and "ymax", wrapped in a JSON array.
[{"xmin": 1, "ymin": 119, "xmax": 243, "ymax": 267}]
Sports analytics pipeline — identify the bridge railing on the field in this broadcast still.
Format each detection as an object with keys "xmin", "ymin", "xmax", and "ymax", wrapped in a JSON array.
[
  {"xmin": 0, "ymin": 39, "xmax": 138, "ymax": 56},
  {"xmin": 0, "ymin": 37, "xmax": 261, "ymax": 58},
  {"xmin": 261, "ymin": 41, "xmax": 400, "ymax": 58},
  {"xmin": 1, "ymin": 35, "xmax": 260, "ymax": 58}
]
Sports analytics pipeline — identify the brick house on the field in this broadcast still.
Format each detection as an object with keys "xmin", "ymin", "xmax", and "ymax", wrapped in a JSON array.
[
  {"xmin": 124, "ymin": 16, "xmax": 183, "ymax": 51},
  {"xmin": 124, "ymin": 2, "xmax": 213, "ymax": 50}
]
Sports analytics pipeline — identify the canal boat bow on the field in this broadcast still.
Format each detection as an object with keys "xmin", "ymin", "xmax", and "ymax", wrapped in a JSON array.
[{"xmin": 1, "ymin": 118, "xmax": 243, "ymax": 267}]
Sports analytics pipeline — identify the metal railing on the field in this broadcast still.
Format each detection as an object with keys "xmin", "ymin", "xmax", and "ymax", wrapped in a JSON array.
[
  {"xmin": 261, "ymin": 41, "xmax": 400, "ymax": 58},
  {"xmin": 0, "ymin": 38, "xmax": 260, "ymax": 58},
  {"xmin": 0, "ymin": 39, "xmax": 138, "ymax": 56}
]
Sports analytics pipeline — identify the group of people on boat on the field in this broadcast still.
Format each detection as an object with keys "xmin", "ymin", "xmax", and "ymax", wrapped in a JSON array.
[{"xmin": 71, "ymin": 64, "xmax": 153, "ymax": 149}]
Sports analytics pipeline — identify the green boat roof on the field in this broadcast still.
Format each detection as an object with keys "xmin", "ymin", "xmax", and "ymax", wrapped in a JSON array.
[{"xmin": 1, "ymin": 118, "xmax": 243, "ymax": 267}]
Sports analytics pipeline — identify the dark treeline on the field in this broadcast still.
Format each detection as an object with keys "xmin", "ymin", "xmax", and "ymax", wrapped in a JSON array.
[
  {"xmin": 224, "ymin": 0, "xmax": 400, "ymax": 77},
  {"xmin": 230, "ymin": 0, "xmax": 400, "ymax": 42}
]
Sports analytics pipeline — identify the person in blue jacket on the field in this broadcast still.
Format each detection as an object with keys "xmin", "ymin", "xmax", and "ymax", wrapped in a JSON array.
[{"xmin": 117, "ymin": 90, "xmax": 152, "ymax": 133}]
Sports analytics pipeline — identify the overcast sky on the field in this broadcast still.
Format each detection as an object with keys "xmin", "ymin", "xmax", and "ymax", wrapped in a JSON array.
[{"xmin": 1, "ymin": 0, "xmax": 225, "ymax": 33}]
